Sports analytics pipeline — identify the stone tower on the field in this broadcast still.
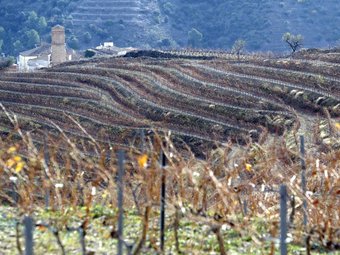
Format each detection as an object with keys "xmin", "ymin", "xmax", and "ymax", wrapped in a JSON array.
[{"xmin": 51, "ymin": 25, "xmax": 66, "ymax": 66}]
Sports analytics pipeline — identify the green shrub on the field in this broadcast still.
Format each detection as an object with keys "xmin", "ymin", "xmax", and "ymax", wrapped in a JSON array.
[{"xmin": 84, "ymin": 49, "xmax": 95, "ymax": 58}]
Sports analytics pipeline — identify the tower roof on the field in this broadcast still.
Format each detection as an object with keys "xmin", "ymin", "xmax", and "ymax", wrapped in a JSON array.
[{"xmin": 52, "ymin": 25, "xmax": 65, "ymax": 31}]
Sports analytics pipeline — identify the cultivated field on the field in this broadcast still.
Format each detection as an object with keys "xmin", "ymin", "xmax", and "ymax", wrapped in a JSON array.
[
  {"xmin": 0, "ymin": 49, "xmax": 339, "ymax": 254},
  {"xmin": 0, "ymin": 49, "xmax": 339, "ymax": 152}
]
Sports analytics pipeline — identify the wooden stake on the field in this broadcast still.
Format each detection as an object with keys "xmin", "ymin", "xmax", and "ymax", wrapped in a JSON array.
[{"xmin": 300, "ymin": 135, "xmax": 308, "ymax": 227}]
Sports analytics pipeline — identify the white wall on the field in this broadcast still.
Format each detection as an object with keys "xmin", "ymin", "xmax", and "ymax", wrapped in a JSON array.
[
  {"xmin": 18, "ymin": 54, "xmax": 52, "ymax": 72},
  {"xmin": 18, "ymin": 55, "xmax": 37, "ymax": 72}
]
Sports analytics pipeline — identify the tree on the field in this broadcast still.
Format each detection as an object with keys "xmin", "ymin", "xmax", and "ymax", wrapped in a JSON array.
[
  {"xmin": 0, "ymin": 27, "xmax": 5, "ymax": 53},
  {"xmin": 157, "ymin": 38, "xmax": 171, "ymax": 48},
  {"xmin": 0, "ymin": 58, "xmax": 13, "ymax": 69},
  {"xmin": 68, "ymin": 35, "xmax": 80, "ymax": 50},
  {"xmin": 83, "ymin": 32, "xmax": 92, "ymax": 44},
  {"xmin": 13, "ymin": 40, "xmax": 24, "ymax": 54},
  {"xmin": 27, "ymin": 11, "xmax": 38, "ymax": 27},
  {"xmin": 84, "ymin": 49, "xmax": 96, "ymax": 58},
  {"xmin": 188, "ymin": 28, "xmax": 203, "ymax": 48},
  {"xmin": 232, "ymin": 39, "xmax": 246, "ymax": 60},
  {"xmin": 282, "ymin": 32, "xmax": 303, "ymax": 54},
  {"xmin": 163, "ymin": 2, "xmax": 175, "ymax": 15},
  {"xmin": 0, "ymin": 26, "xmax": 5, "ymax": 38},
  {"xmin": 25, "ymin": 29, "xmax": 40, "ymax": 48},
  {"xmin": 37, "ymin": 17, "xmax": 47, "ymax": 32}
]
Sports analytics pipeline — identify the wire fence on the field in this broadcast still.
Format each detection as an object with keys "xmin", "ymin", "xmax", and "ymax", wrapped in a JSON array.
[
  {"xmin": 1, "ymin": 126, "xmax": 339, "ymax": 255},
  {"xmin": 4, "ymin": 135, "xmax": 315, "ymax": 255}
]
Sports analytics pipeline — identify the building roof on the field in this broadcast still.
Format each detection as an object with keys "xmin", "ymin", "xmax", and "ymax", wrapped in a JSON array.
[
  {"xmin": 20, "ymin": 44, "xmax": 51, "ymax": 57},
  {"xmin": 20, "ymin": 44, "xmax": 74, "ymax": 57}
]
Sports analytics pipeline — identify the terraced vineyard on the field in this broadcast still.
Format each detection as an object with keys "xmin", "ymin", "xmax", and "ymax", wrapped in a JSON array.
[
  {"xmin": 69, "ymin": 0, "xmax": 166, "ymax": 48},
  {"xmin": 0, "ymin": 50, "xmax": 339, "ymax": 153},
  {"xmin": 71, "ymin": 0, "xmax": 143, "ymax": 25}
]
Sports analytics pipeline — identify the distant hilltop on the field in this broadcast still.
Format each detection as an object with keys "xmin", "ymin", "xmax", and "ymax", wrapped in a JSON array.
[{"xmin": 0, "ymin": 0, "xmax": 339, "ymax": 56}]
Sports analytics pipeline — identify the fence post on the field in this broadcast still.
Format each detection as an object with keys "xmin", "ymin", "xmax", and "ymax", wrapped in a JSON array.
[
  {"xmin": 243, "ymin": 200, "xmax": 248, "ymax": 216},
  {"xmin": 117, "ymin": 150, "xmax": 125, "ymax": 255},
  {"xmin": 43, "ymin": 131, "xmax": 50, "ymax": 210},
  {"xmin": 79, "ymin": 227, "xmax": 86, "ymax": 255},
  {"xmin": 106, "ymin": 145, "xmax": 111, "ymax": 166},
  {"xmin": 160, "ymin": 149, "xmax": 167, "ymax": 253},
  {"xmin": 9, "ymin": 176, "xmax": 18, "ymax": 205},
  {"xmin": 280, "ymin": 185, "xmax": 288, "ymax": 255},
  {"xmin": 289, "ymin": 195, "xmax": 295, "ymax": 227},
  {"xmin": 300, "ymin": 135, "xmax": 308, "ymax": 227},
  {"xmin": 23, "ymin": 216, "xmax": 34, "ymax": 255},
  {"xmin": 140, "ymin": 129, "xmax": 145, "ymax": 152}
]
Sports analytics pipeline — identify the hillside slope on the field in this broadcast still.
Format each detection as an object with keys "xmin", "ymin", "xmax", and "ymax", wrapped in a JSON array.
[
  {"xmin": 69, "ymin": 0, "xmax": 340, "ymax": 51},
  {"xmin": 0, "ymin": 0, "xmax": 340, "ymax": 56},
  {"xmin": 0, "ymin": 0, "xmax": 80, "ymax": 55},
  {"xmin": 0, "ymin": 49, "xmax": 339, "ymax": 154},
  {"xmin": 159, "ymin": 0, "xmax": 340, "ymax": 51},
  {"xmin": 69, "ymin": 0, "xmax": 169, "ymax": 49}
]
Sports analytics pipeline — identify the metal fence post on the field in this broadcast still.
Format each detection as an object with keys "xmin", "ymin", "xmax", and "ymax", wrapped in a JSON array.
[
  {"xmin": 160, "ymin": 149, "xmax": 167, "ymax": 253},
  {"xmin": 280, "ymin": 185, "xmax": 288, "ymax": 255},
  {"xmin": 23, "ymin": 216, "xmax": 34, "ymax": 255},
  {"xmin": 117, "ymin": 150, "xmax": 125, "ymax": 255},
  {"xmin": 300, "ymin": 135, "xmax": 308, "ymax": 227},
  {"xmin": 79, "ymin": 227, "xmax": 86, "ymax": 255}
]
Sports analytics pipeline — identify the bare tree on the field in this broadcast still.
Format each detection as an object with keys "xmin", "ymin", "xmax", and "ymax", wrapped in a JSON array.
[
  {"xmin": 232, "ymin": 39, "xmax": 246, "ymax": 60},
  {"xmin": 282, "ymin": 32, "xmax": 303, "ymax": 54}
]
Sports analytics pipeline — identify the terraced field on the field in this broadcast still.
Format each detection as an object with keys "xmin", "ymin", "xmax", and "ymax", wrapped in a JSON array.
[
  {"xmin": 0, "ymin": 50, "xmax": 339, "ymax": 153},
  {"xmin": 71, "ymin": 0, "xmax": 143, "ymax": 25},
  {"xmin": 69, "ymin": 0, "xmax": 166, "ymax": 48}
]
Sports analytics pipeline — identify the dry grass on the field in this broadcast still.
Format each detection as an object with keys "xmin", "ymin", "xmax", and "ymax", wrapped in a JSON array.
[{"xmin": 0, "ymin": 110, "xmax": 339, "ymax": 254}]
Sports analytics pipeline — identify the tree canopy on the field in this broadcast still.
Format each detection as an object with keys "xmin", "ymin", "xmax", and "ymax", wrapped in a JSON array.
[{"xmin": 282, "ymin": 32, "xmax": 304, "ymax": 53}]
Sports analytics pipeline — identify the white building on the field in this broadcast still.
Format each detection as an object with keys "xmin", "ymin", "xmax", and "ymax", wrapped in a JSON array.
[
  {"xmin": 95, "ymin": 42, "xmax": 114, "ymax": 49},
  {"xmin": 17, "ymin": 44, "xmax": 51, "ymax": 72},
  {"xmin": 90, "ymin": 42, "xmax": 135, "ymax": 57},
  {"xmin": 17, "ymin": 44, "xmax": 74, "ymax": 72},
  {"xmin": 17, "ymin": 25, "xmax": 75, "ymax": 72}
]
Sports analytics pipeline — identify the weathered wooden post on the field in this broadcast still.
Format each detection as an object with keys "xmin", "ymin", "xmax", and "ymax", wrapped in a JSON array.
[
  {"xmin": 243, "ymin": 200, "xmax": 248, "ymax": 216},
  {"xmin": 300, "ymin": 135, "xmax": 308, "ymax": 227},
  {"xmin": 43, "ymin": 131, "xmax": 50, "ymax": 210},
  {"xmin": 9, "ymin": 176, "xmax": 18, "ymax": 205},
  {"xmin": 117, "ymin": 150, "xmax": 125, "ymax": 255},
  {"xmin": 106, "ymin": 145, "xmax": 111, "ymax": 166},
  {"xmin": 140, "ymin": 129, "xmax": 145, "ymax": 152}
]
